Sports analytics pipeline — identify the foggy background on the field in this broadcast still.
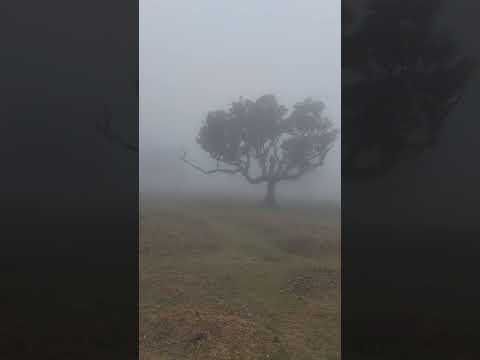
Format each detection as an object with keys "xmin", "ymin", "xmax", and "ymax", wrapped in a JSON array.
[{"xmin": 140, "ymin": 0, "xmax": 340, "ymax": 204}]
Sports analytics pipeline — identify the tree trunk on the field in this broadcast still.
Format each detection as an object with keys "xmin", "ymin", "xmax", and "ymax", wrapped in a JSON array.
[{"xmin": 264, "ymin": 181, "xmax": 277, "ymax": 208}]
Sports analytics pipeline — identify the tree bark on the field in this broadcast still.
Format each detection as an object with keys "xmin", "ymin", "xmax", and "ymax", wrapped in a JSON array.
[{"xmin": 264, "ymin": 181, "xmax": 277, "ymax": 208}]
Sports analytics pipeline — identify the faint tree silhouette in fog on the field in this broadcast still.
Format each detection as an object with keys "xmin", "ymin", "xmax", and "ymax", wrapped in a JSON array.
[
  {"xmin": 98, "ymin": 80, "xmax": 139, "ymax": 152},
  {"xmin": 342, "ymin": 0, "xmax": 477, "ymax": 180},
  {"xmin": 98, "ymin": 104, "xmax": 139, "ymax": 152},
  {"xmin": 183, "ymin": 94, "xmax": 338, "ymax": 207}
]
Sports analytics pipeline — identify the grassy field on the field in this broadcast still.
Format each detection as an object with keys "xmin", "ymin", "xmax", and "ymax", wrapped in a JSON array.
[{"xmin": 140, "ymin": 197, "xmax": 340, "ymax": 360}]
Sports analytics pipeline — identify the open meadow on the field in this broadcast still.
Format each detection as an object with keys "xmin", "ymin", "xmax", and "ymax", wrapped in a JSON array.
[{"xmin": 140, "ymin": 197, "xmax": 340, "ymax": 360}]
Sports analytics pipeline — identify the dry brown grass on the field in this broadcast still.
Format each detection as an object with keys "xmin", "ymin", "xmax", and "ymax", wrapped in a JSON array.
[
  {"xmin": 284, "ymin": 266, "xmax": 339, "ymax": 298},
  {"xmin": 140, "ymin": 199, "xmax": 340, "ymax": 360},
  {"xmin": 140, "ymin": 304, "xmax": 282, "ymax": 360}
]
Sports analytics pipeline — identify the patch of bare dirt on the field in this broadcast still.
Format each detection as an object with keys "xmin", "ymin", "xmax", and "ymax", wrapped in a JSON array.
[
  {"xmin": 140, "ymin": 305, "xmax": 283, "ymax": 360},
  {"xmin": 284, "ymin": 266, "xmax": 338, "ymax": 297},
  {"xmin": 280, "ymin": 300, "xmax": 340, "ymax": 360}
]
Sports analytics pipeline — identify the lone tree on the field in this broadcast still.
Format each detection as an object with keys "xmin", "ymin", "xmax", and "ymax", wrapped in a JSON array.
[{"xmin": 182, "ymin": 94, "xmax": 338, "ymax": 207}]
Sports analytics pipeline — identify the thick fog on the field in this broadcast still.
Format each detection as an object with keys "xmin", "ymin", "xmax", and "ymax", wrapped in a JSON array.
[{"xmin": 140, "ymin": 0, "xmax": 340, "ymax": 204}]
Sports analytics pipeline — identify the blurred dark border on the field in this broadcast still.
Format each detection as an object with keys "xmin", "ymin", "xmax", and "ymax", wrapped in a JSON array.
[
  {"xmin": 1, "ymin": 1, "xmax": 138, "ymax": 359},
  {"xmin": 3, "ymin": 0, "xmax": 480, "ymax": 359},
  {"xmin": 342, "ymin": 0, "xmax": 480, "ymax": 359}
]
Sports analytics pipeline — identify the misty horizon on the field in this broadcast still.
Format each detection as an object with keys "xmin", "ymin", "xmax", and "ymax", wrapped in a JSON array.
[{"xmin": 140, "ymin": 0, "xmax": 340, "ymax": 204}]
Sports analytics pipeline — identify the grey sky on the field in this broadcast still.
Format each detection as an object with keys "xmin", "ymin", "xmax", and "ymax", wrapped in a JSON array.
[{"xmin": 140, "ymin": 0, "xmax": 340, "ymax": 202}]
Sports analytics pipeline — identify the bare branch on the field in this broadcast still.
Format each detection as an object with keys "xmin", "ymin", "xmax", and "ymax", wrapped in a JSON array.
[
  {"xmin": 99, "ymin": 104, "xmax": 138, "ymax": 152},
  {"xmin": 181, "ymin": 152, "xmax": 268, "ymax": 184},
  {"xmin": 181, "ymin": 152, "xmax": 241, "ymax": 175}
]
